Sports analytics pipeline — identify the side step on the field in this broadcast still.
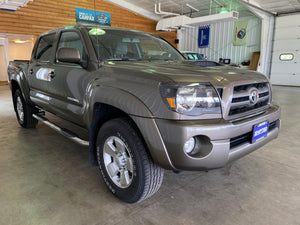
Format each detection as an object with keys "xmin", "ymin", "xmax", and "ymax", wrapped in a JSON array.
[{"xmin": 32, "ymin": 114, "xmax": 89, "ymax": 146}]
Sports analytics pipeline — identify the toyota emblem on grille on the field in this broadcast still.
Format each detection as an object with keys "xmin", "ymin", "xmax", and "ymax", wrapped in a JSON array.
[{"xmin": 249, "ymin": 88, "xmax": 259, "ymax": 104}]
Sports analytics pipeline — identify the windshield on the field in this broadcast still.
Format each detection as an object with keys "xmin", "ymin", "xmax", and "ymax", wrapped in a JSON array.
[
  {"xmin": 87, "ymin": 27, "xmax": 184, "ymax": 61},
  {"xmin": 184, "ymin": 53, "xmax": 204, "ymax": 60}
]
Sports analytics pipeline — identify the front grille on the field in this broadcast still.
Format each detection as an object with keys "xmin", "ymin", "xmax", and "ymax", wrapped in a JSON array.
[
  {"xmin": 230, "ymin": 132, "xmax": 252, "ymax": 149},
  {"xmin": 229, "ymin": 82, "xmax": 270, "ymax": 116},
  {"xmin": 230, "ymin": 119, "xmax": 279, "ymax": 149}
]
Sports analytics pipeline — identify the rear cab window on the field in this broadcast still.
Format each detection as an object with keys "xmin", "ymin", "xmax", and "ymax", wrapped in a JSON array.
[{"xmin": 35, "ymin": 33, "xmax": 56, "ymax": 62}]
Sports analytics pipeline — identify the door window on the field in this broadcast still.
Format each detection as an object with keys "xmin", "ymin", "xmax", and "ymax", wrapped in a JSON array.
[
  {"xmin": 57, "ymin": 31, "xmax": 87, "ymax": 63},
  {"xmin": 280, "ymin": 53, "xmax": 294, "ymax": 61},
  {"xmin": 35, "ymin": 33, "xmax": 56, "ymax": 61}
]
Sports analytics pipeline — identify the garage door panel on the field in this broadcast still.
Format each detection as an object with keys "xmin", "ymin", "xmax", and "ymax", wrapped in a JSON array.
[
  {"xmin": 274, "ymin": 27, "xmax": 300, "ymax": 40},
  {"xmin": 273, "ymin": 40, "xmax": 300, "ymax": 51},
  {"xmin": 271, "ymin": 73, "xmax": 292, "ymax": 85},
  {"xmin": 272, "ymin": 51, "xmax": 299, "ymax": 63},
  {"xmin": 290, "ymin": 75, "xmax": 300, "ymax": 86},
  {"xmin": 271, "ymin": 63, "xmax": 299, "ymax": 73},
  {"xmin": 270, "ymin": 14, "xmax": 300, "ymax": 86},
  {"xmin": 275, "ymin": 15, "xmax": 300, "ymax": 28}
]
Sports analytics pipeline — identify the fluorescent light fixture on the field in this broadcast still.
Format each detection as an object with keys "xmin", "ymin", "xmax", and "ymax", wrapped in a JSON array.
[
  {"xmin": 156, "ymin": 11, "xmax": 239, "ymax": 30},
  {"xmin": 186, "ymin": 3, "xmax": 199, "ymax": 12},
  {"xmin": 219, "ymin": 7, "xmax": 229, "ymax": 14},
  {"xmin": 15, "ymin": 40, "xmax": 26, "ymax": 43}
]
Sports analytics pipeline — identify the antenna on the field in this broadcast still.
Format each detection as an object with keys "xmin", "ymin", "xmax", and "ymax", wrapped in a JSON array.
[
  {"xmin": 94, "ymin": 0, "xmax": 96, "ymax": 20},
  {"xmin": 93, "ymin": 0, "xmax": 101, "ymax": 67}
]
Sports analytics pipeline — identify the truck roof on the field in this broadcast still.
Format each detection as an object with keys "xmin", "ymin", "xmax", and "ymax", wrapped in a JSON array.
[{"xmin": 40, "ymin": 23, "xmax": 145, "ymax": 37}]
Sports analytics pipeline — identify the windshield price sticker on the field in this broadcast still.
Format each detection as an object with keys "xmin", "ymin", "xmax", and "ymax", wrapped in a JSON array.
[{"xmin": 252, "ymin": 121, "xmax": 269, "ymax": 143}]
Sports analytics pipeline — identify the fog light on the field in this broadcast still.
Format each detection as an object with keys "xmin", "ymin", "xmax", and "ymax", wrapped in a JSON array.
[{"xmin": 184, "ymin": 137, "xmax": 195, "ymax": 154}]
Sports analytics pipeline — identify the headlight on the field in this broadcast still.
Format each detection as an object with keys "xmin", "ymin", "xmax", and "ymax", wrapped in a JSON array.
[{"xmin": 160, "ymin": 82, "xmax": 221, "ymax": 116}]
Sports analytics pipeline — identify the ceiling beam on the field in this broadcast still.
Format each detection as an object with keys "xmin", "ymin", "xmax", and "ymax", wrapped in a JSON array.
[
  {"xmin": 237, "ymin": 0, "xmax": 276, "ymax": 16},
  {"xmin": 105, "ymin": 0, "xmax": 161, "ymax": 21}
]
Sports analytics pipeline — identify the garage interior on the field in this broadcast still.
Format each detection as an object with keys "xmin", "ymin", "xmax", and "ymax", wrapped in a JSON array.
[{"xmin": 0, "ymin": 0, "xmax": 300, "ymax": 224}]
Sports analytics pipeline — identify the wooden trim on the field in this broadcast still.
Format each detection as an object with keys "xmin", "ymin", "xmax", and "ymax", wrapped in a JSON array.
[
  {"xmin": 249, "ymin": 51, "xmax": 260, "ymax": 71},
  {"xmin": 0, "ymin": 81, "xmax": 8, "ymax": 85}
]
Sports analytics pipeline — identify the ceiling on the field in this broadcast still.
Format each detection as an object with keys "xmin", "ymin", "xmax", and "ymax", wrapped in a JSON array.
[
  {"xmin": 258, "ymin": 0, "xmax": 300, "ymax": 14},
  {"xmin": 107, "ymin": 0, "xmax": 300, "ymax": 20},
  {"xmin": 127, "ymin": 0, "xmax": 253, "ymax": 17}
]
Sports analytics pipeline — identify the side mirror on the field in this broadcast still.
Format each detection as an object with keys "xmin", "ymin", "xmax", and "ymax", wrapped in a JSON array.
[{"xmin": 57, "ymin": 47, "xmax": 81, "ymax": 63}]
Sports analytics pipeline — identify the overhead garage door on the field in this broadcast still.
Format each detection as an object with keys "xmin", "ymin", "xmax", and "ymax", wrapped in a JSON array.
[{"xmin": 270, "ymin": 14, "xmax": 300, "ymax": 86}]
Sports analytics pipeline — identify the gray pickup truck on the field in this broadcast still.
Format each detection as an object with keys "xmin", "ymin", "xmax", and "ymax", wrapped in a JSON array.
[{"xmin": 8, "ymin": 24, "xmax": 281, "ymax": 203}]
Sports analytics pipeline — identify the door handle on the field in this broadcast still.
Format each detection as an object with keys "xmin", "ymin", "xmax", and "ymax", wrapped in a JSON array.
[
  {"xmin": 29, "ymin": 69, "xmax": 33, "ymax": 74},
  {"xmin": 49, "ymin": 71, "xmax": 55, "ymax": 79}
]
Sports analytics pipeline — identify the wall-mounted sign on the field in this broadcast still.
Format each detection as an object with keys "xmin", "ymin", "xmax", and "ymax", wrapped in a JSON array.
[
  {"xmin": 75, "ymin": 8, "xmax": 111, "ymax": 26},
  {"xmin": 233, "ymin": 20, "xmax": 248, "ymax": 46},
  {"xmin": 198, "ymin": 25, "xmax": 210, "ymax": 48}
]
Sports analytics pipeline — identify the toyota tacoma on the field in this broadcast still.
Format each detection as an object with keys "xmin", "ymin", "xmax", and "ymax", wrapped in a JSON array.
[{"xmin": 7, "ymin": 24, "xmax": 281, "ymax": 203}]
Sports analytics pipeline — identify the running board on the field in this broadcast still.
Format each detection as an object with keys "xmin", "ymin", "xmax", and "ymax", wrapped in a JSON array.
[{"xmin": 32, "ymin": 114, "xmax": 89, "ymax": 146}]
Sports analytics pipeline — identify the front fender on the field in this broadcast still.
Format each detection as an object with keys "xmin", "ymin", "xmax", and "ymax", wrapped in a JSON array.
[
  {"xmin": 87, "ymin": 86, "xmax": 154, "ymax": 124},
  {"xmin": 86, "ymin": 85, "xmax": 174, "ymax": 169}
]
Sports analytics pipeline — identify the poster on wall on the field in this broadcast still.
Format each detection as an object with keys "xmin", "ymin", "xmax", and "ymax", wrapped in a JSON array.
[
  {"xmin": 233, "ymin": 20, "xmax": 248, "ymax": 46},
  {"xmin": 75, "ymin": 8, "xmax": 111, "ymax": 26},
  {"xmin": 198, "ymin": 25, "xmax": 210, "ymax": 48}
]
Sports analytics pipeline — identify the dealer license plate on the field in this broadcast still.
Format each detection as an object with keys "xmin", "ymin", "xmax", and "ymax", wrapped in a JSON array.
[{"xmin": 252, "ymin": 121, "xmax": 269, "ymax": 143}]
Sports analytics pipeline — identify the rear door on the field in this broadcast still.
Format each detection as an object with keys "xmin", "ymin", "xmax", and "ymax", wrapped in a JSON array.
[
  {"xmin": 270, "ymin": 14, "xmax": 300, "ymax": 86},
  {"xmin": 28, "ymin": 33, "xmax": 56, "ymax": 110},
  {"xmin": 46, "ymin": 30, "xmax": 90, "ymax": 126}
]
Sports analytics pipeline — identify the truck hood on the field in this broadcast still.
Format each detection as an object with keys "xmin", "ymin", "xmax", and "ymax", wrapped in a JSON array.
[{"xmin": 103, "ymin": 60, "xmax": 268, "ymax": 86}]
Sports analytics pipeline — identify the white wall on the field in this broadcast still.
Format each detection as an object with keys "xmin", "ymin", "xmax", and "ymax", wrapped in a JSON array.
[
  {"xmin": 0, "ymin": 37, "xmax": 33, "ymax": 82},
  {"xmin": 178, "ymin": 16, "xmax": 262, "ymax": 64},
  {"xmin": 8, "ymin": 41, "xmax": 33, "ymax": 61}
]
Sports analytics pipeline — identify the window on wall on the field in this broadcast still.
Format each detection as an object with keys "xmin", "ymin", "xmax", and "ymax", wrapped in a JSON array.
[
  {"xmin": 35, "ymin": 33, "xmax": 56, "ymax": 61},
  {"xmin": 57, "ymin": 31, "xmax": 87, "ymax": 62},
  {"xmin": 280, "ymin": 53, "xmax": 294, "ymax": 61}
]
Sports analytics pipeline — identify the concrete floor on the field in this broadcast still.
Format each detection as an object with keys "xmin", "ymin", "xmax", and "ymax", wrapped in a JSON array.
[{"xmin": 0, "ymin": 84, "xmax": 299, "ymax": 225}]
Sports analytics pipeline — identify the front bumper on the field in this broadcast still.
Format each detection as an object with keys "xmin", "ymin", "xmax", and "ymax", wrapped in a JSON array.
[{"xmin": 155, "ymin": 104, "xmax": 280, "ymax": 171}]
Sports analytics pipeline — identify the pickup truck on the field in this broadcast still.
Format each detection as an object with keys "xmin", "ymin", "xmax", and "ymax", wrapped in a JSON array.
[{"xmin": 8, "ymin": 24, "xmax": 281, "ymax": 203}]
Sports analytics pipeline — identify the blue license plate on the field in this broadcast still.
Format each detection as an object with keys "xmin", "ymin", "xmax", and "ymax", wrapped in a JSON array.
[{"xmin": 252, "ymin": 121, "xmax": 269, "ymax": 143}]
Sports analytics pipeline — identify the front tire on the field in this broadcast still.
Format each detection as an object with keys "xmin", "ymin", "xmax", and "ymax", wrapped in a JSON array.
[
  {"xmin": 13, "ymin": 89, "xmax": 38, "ymax": 128},
  {"xmin": 96, "ymin": 117, "xmax": 164, "ymax": 203}
]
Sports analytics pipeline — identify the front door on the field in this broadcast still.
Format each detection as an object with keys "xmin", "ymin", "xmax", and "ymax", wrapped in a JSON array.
[{"xmin": 46, "ymin": 30, "xmax": 90, "ymax": 127}]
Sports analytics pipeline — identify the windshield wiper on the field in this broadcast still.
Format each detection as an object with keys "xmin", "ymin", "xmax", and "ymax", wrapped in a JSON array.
[
  {"xmin": 144, "ymin": 58, "xmax": 174, "ymax": 62},
  {"xmin": 106, "ymin": 58, "xmax": 139, "ymax": 61}
]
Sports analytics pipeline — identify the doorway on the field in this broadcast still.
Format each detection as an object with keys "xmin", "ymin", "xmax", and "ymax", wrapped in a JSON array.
[{"xmin": 0, "ymin": 45, "xmax": 8, "ymax": 82}]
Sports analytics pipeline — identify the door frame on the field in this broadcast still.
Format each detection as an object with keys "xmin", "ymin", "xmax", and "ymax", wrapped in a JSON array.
[{"xmin": 0, "ymin": 37, "xmax": 10, "ymax": 82}]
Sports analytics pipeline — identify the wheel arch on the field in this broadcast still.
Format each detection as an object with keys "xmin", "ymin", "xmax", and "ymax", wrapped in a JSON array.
[
  {"xmin": 88, "ymin": 102, "xmax": 151, "ymax": 166},
  {"xmin": 87, "ymin": 86, "xmax": 174, "ymax": 169},
  {"xmin": 9, "ymin": 70, "xmax": 31, "ymax": 105},
  {"xmin": 10, "ymin": 79, "xmax": 20, "ymax": 98}
]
